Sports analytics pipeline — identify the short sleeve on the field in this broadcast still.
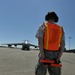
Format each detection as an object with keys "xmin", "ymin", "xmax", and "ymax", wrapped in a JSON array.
[{"xmin": 35, "ymin": 24, "xmax": 45, "ymax": 38}]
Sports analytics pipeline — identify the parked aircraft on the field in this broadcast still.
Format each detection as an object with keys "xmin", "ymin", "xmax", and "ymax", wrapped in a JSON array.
[{"xmin": 1, "ymin": 40, "xmax": 38, "ymax": 50}]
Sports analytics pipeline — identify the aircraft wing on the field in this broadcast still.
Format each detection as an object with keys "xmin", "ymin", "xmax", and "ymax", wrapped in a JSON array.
[
  {"xmin": 1, "ymin": 40, "xmax": 38, "ymax": 50},
  {"xmin": 2, "ymin": 43, "xmax": 38, "ymax": 46},
  {"xmin": 29, "ymin": 43, "xmax": 38, "ymax": 48},
  {"xmin": 1, "ymin": 43, "xmax": 23, "ymax": 45},
  {"xmin": 1, "ymin": 43, "xmax": 23, "ymax": 47}
]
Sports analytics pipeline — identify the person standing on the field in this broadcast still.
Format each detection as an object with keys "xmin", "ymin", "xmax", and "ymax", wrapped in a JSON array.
[{"xmin": 35, "ymin": 11, "xmax": 65, "ymax": 75}]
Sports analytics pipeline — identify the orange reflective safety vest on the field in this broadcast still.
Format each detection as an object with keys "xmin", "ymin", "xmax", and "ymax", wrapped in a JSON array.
[{"xmin": 43, "ymin": 22, "xmax": 64, "ymax": 51}]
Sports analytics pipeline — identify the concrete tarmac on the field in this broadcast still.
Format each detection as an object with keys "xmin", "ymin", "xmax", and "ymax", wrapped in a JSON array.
[{"xmin": 0, "ymin": 47, "xmax": 75, "ymax": 75}]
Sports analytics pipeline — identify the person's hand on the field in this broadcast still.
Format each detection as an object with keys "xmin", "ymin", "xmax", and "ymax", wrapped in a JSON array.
[
  {"xmin": 56, "ymin": 58, "xmax": 60, "ymax": 61},
  {"xmin": 54, "ymin": 58, "xmax": 61, "ymax": 64},
  {"xmin": 56, "ymin": 59, "xmax": 61, "ymax": 63}
]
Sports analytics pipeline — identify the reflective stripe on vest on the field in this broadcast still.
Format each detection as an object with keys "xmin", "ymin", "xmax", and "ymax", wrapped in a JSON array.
[
  {"xmin": 44, "ymin": 22, "xmax": 63, "ymax": 51},
  {"xmin": 59, "ymin": 26, "xmax": 62, "ymax": 45},
  {"xmin": 45, "ymin": 22, "xmax": 49, "ymax": 49}
]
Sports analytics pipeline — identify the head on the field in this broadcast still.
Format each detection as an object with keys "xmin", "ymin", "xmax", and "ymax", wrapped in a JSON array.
[{"xmin": 45, "ymin": 11, "xmax": 59, "ymax": 23}]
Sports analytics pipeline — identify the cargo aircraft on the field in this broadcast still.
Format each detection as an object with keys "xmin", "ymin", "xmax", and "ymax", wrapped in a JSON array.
[{"xmin": 1, "ymin": 40, "xmax": 38, "ymax": 50}]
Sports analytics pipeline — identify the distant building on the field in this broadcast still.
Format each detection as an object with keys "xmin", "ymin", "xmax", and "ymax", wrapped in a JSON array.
[{"xmin": 64, "ymin": 49, "xmax": 75, "ymax": 53}]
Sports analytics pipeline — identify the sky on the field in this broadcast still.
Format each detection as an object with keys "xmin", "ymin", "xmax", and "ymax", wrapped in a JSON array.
[{"xmin": 0, "ymin": 0, "xmax": 75, "ymax": 49}]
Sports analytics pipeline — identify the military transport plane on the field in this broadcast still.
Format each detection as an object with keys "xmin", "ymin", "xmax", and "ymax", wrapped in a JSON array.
[{"xmin": 1, "ymin": 40, "xmax": 38, "ymax": 50}]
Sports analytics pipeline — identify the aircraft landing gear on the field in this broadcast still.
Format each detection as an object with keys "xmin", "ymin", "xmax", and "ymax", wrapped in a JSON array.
[{"xmin": 22, "ymin": 45, "xmax": 30, "ymax": 51}]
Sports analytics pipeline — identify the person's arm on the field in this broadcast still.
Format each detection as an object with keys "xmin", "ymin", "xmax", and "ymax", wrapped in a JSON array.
[
  {"xmin": 57, "ymin": 38, "xmax": 65, "ymax": 60},
  {"xmin": 38, "ymin": 37, "xmax": 45, "ymax": 59},
  {"xmin": 35, "ymin": 24, "xmax": 45, "ymax": 59},
  {"xmin": 57, "ymin": 29, "xmax": 65, "ymax": 60}
]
